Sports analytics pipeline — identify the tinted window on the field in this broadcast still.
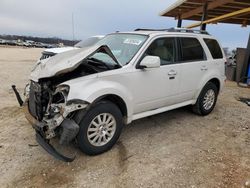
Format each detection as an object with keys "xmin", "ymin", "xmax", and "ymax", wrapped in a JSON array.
[
  {"xmin": 204, "ymin": 39, "xmax": 223, "ymax": 59},
  {"xmin": 179, "ymin": 37, "xmax": 205, "ymax": 62},
  {"xmin": 144, "ymin": 38, "xmax": 175, "ymax": 65}
]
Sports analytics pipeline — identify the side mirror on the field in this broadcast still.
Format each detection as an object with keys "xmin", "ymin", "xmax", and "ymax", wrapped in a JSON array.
[{"xmin": 139, "ymin": 56, "xmax": 160, "ymax": 69}]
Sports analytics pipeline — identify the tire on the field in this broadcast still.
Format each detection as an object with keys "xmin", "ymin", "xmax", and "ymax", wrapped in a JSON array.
[
  {"xmin": 192, "ymin": 82, "xmax": 218, "ymax": 116},
  {"xmin": 77, "ymin": 100, "xmax": 123, "ymax": 155}
]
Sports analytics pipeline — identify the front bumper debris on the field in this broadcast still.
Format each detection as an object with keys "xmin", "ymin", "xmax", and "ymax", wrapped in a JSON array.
[
  {"xmin": 23, "ymin": 104, "xmax": 76, "ymax": 162},
  {"xmin": 35, "ymin": 131, "xmax": 75, "ymax": 162},
  {"xmin": 12, "ymin": 85, "xmax": 24, "ymax": 106}
]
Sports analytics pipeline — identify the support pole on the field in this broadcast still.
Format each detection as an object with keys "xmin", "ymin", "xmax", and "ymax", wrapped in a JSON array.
[
  {"xmin": 177, "ymin": 18, "xmax": 182, "ymax": 28},
  {"xmin": 200, "ymin": 1, "xmax": 208, "ymax": 30}
]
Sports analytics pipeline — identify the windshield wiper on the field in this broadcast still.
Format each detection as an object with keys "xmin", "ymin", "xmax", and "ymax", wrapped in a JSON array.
[{"xmin": 87, "ymin": 57, "xmax": 111, "ymax": 70}]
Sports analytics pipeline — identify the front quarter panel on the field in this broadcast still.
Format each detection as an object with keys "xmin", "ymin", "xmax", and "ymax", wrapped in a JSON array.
[{"xmin": 65, "ymin": 78, "xmax": 133, "ymax": 121}]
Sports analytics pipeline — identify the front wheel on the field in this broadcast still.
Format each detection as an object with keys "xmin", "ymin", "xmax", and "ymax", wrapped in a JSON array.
[
  {"xmin": 77, "ymin": 101, "xmax": 123, "ymax": 155},
  {"xmin": 192, "ymin": 82, "xmax": 218, "ymax": 116}
]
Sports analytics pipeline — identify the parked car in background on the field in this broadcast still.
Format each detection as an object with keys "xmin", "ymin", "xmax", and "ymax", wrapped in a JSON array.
[
  {"xmin": 0, "ymin": 39, "xmax": 6, "ymax": 45},
  {"xmin": 5, "ymin": 39, "xmax": 17, "ymax": 46},
  {"xmin": 40, "ymin": 35, "xmax": 104, "ymax": 60},
  {"xmin": 227, "ymin": 53, "xmax": 236, "ymax": 66},
  {"xmin": 23, "ymin": 28, "xmax": 226, "ymax": 161},
  {"xmin": 22, "ymin": 41, "xmax": 32, "ymax": 47}
]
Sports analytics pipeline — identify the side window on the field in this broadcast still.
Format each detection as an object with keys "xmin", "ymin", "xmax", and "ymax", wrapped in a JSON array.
[
  {"xmin": 179, "ymin": 37, "xmax": 205, "ymax": 62},
  {"xmin": 204, "ymin": 39, "xmax": 223, "ymax": 59},
  {"xmin": 144, "ymin": 38, "xmax": 175, "ymax": 65}
]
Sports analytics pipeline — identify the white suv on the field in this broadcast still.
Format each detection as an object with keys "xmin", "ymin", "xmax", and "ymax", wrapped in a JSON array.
[{"xmin": 24, "ymin": 28, "xmax": 226, "ymax": 161}]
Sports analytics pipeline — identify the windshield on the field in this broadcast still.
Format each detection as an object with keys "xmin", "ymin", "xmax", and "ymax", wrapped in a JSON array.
[
  {"xmin": 94, "ymin": 33, "xmax": 148, "ymax": 66},
  {"xmin": 75, "ymin": 37, "xmax": 103, "ymax": 48}
]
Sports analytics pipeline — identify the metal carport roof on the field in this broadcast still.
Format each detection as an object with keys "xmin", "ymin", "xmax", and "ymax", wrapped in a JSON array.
[{"xmin": 160, "ymin": 0, "xmax": 250, "ymax": 28}]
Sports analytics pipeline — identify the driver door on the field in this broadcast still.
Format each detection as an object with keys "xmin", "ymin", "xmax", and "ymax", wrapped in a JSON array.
[{"xmin": 131, "ymin": 37, "xmax": 181, "ymax": 114}]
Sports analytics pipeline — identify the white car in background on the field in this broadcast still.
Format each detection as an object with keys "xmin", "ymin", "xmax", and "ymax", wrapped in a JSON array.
[{"xmin": 40, "ymin": 35, "xmax": 104, "ymax": 60}]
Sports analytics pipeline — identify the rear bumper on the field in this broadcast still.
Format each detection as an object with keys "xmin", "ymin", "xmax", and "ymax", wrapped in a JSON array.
[
  {"xmin": 23, "ymin": 103, "xmax": 75, "ymax": 162},
  {"xmin": 220, "ymin": 75, "xmax": 227, "ymax": 93}
]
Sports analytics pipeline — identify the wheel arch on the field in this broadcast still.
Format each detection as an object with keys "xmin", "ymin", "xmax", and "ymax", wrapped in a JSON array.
[
  {"xmin": 194, "ymin": 76, "xmax": 222, "ymax": 103},
  {"xmin": 92, "ymin": 94, "xmax": 128, "ymax": 123},
  {"xmin": 208, "ymin": 78, "xmax": 220, "ymax": 92}
]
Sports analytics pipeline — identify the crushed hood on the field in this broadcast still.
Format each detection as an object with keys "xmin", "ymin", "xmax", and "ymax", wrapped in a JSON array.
[{"xmin": 30, "ymin": 45, "xmax": 121, "ymax": 82}]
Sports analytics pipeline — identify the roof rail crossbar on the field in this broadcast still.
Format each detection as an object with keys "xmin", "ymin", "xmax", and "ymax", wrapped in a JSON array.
[
  {"xmin": 134, "ymin": 28, "xmax": 167, "ymax": 31},
  {"xmin": 134, "ymin": 28, "xmax": 210, "ymax": 35},
  {"xmin": 168, "ymin": 27, "xmax": 209, "ymax": 34}
]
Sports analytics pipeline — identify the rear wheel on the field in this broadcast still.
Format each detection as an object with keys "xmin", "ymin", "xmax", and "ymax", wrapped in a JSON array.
[
  {"xmin": 192, "ymin": 82, "xmax": 218, "ymax": 116},
  {"xmin": 77, "ymin": 101, "xmax": 123, "ymax": 155}
]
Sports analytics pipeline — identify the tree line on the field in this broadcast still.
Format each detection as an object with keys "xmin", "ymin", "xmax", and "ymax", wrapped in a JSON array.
[{"xmin": 0, "ymin": 34, "xmax": 78, "ymax": 46}]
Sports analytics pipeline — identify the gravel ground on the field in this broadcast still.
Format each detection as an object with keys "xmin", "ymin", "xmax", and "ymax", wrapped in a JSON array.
[{"xmin": 0, "ymin": 46, "xmax": 250, "ymax": 188}]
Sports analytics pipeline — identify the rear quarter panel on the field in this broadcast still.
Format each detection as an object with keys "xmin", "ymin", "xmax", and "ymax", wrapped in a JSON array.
[{"xmin": 194, "ymin": 35, "xmax": 226, "ymax": 101}]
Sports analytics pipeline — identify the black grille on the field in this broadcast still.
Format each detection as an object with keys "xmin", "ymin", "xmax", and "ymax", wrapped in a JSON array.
[{"xmin": 28, "ymin": 81, "xmax": 43, "ymax": 120}]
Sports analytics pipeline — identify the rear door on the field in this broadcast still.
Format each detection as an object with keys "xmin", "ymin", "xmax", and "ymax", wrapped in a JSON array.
[{"xmin": 177, "ymin": 37, "xmax": 208, "ymax": 102}]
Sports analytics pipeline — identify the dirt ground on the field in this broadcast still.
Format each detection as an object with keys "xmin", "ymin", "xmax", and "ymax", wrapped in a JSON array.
[{"xmin": 0, "ymin": 46, "xmax": 249, "ymax": 188}]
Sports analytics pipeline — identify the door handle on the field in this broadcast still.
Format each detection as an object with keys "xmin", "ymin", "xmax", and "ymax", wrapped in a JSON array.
[
  {"xmin": 201, "ymin": 65, "xmax": 208, "ymax": 71},
  {"xmin": 168, "ymin": 70, "xmax": 177, "ymax": 76}
]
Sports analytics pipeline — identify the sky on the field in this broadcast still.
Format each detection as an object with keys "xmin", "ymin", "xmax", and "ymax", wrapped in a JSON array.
[{"xmin": 0, "ymin": 0, "xmax": 249, "ymax": 49}]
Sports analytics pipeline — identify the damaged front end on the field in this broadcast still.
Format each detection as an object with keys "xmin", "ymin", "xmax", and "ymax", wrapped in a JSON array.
[
  {"xmin": 24, "ymin": 81, "xmax": 88, "ymax": 162},
  {"xmin": 18, "ymin": 45, "xmax": 121, "ymax": 161}
]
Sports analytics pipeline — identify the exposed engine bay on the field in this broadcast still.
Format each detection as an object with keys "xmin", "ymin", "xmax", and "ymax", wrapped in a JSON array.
[
  {"xmin": 26, "ymin": 47, "xmax": 120, "ymax": 140},
  {"xmin": 27, "ymin": 81, "xmax": 85, "ymax": 141}
]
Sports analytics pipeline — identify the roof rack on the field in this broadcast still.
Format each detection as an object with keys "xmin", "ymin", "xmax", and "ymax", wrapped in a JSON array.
[{"xmin": 134, "ymin": 27, "xmax": 210, "ymax": 35}]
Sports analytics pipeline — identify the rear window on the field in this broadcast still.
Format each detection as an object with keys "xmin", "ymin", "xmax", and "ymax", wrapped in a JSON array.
[
  {"xmin": 204, "ymin": 39, "xmax": 223, "ymax": 59},
  {"xmin": 179, "ymin": 37, "xmax": 205, "ymax": 62}
]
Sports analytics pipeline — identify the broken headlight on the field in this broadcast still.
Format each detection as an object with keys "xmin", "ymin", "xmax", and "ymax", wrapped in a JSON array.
[
  {"xmin": 55, "ymin": 85, "xmax": 70, "ymax": 94},
  {"xmin": 24, "ymin": 83, "xmax": 30, "ymax": 100},
  {"xmin": 53, "ymin": 85, "xmax": 70, "ymax": 103}
]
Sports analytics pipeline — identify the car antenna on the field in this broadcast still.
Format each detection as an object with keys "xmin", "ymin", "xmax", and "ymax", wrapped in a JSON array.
[{"xmin": 72, "ymin": 13, "xmax": 75, "ymax": 46}]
